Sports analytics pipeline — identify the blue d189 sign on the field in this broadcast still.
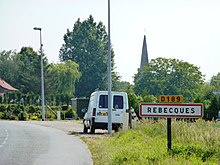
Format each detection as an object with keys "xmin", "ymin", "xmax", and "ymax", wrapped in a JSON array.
[{"xmin": 140, "ymin": 103, "xmax": 203, "ymax": 118}]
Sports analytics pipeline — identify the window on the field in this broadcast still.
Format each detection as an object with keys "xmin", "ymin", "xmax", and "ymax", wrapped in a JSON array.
[
  {"xmin": 99, "ymin": 95, "xmax": 124, "ymax": 109},
  {"xmin": 99, "ymin": 95, "xmax": 108, "ymax": 108},
  {"xmin": 113, "ymin": 95, "xmax": 123, "ymax": 109}
]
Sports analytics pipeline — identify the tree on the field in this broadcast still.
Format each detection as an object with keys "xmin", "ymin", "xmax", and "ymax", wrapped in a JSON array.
[
  {"xmin": 59, "ymin": 15, "xmax": 119, "ymax": 97},
  {"xmin": 0, "ymin": 48, "xmax": 81, "ymax": 106},
  {"xmin": 206, "ymin": 95, "xmax": 220, "ymax": 120},
  {"xmin": 0, "ymin": 50, "xmax": 19, "ymax": 85},
  {"xmin": 114, "ymin": 81, "xmax": 130, "ymax": 92},
  {"xmin": 134, "ymin": 57, "xmax": 204, "ymax": 102},
  {"xmin": 46, "ymin": 60, "xmax": 81, "ymax": 97},
  {"xmin": 126, "ymin": 85, "xmax": 157, "ymax": 114},
  {"xmin": 14, "ymin": 47, "xmax": 48, "ymax": 94},
  {"xmin": 210, "ymin": 73, "xmax": 220, "ymax": 91}
]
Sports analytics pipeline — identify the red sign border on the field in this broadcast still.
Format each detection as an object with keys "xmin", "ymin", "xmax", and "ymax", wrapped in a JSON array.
[{"xmin": 139, "ymin": 103, "xmax": 203, "ymax": 118}]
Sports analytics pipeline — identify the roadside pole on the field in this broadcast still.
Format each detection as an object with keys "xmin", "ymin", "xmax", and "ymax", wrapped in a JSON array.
[
  {"xmin": 107, "ymin": 0, "xmax": 112, "ymax": 135},
  {"xmin": 167, "ymin": 118, "xmax": 172, "ymax": 151}
]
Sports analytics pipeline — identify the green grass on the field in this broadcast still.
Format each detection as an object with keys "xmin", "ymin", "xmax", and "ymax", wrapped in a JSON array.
[{"xmin": 82, "ymin": 119, "xmax": 220, "ymax": 165}]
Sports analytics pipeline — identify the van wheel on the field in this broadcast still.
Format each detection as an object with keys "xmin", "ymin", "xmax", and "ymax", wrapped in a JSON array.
[
  {"xmin": 114, "ymin": 124, "xmax": 122, "ymax": 132},
  {"xmin": 83, "ymin": 124, "xmax": 88, "ymax": 134},
  {"xmin": 114, "ymin": 125, "xmax": 120, "ymax": 132},
  {"xmin": 89, "ymin": 120, "xmax": 95, "ymax": 134},
  {"xmin": 83, "ymin": 122, "xmax": 88, "ymax": 134}
]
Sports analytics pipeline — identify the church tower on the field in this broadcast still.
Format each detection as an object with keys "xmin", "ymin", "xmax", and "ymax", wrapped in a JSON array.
[{"xmin": 140, "ymin": 35, "xmax": 149, "ymax": 69}]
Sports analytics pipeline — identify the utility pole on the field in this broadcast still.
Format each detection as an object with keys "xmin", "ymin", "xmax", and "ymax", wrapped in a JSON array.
[{"xmin": 107, "ymin": 0, "xmax": 112, "ymax": 135}]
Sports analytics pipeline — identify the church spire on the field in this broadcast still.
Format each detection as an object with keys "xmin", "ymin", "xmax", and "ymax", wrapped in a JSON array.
[{"xmin": 140, "ymin": 35, "xmax": 149, "ymax": 68}]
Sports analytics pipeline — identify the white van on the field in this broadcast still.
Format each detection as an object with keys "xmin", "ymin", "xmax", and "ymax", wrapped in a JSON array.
[{"xmin": 82, "ymin": 91, "xmax": 129, "ymax": 134}]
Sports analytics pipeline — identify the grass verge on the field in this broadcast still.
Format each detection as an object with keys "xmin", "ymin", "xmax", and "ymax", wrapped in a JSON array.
[{"xmin": 81, "ymin": 119, "xmax": 220, "ymax": 165}]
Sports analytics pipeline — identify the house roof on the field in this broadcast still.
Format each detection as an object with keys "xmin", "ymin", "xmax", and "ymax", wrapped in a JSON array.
[{"xmin": 0, "ymin": 79, "xmax": 18, "ymax": 94}]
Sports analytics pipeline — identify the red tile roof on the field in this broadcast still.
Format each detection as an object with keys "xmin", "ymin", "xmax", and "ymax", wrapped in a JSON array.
[{"xmin": 0, "ymin": 79, "xmax": 18, "ymax": 93}]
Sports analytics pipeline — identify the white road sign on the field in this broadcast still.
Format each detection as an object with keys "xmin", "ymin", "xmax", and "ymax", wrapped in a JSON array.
[{"xmin": 140, "ymin": 103, "xmax": 203, "ymax": 118}]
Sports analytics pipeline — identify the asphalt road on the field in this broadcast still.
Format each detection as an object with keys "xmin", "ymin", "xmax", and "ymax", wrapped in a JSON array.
[{"xmin": 0, "ymin": 121, "xmax": 93, "ymax": 165}]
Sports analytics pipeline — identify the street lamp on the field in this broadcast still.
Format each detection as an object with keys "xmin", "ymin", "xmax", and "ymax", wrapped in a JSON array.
[{"xmin": 33, "ymin": 27, "xmax": 45, "ymax": 121}]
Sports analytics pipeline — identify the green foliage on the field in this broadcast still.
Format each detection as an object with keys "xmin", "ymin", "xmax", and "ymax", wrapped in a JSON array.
[
  {"xmin": 46, "ymin": 60, "xmax": 81, "ymax": 96},
  {"xmin": 204, "ymin": 95, "xmax": 220, "ymax": 120},
  {"xmin": 0, "ymin": 86, "xmax": 74, "ymax": 108},
  {"xmin": 126, "ymin": 85, "xmax": 156, "ymax": 115},
  {"xmin": 114, "ymin": 81, "xmax": 130, "ymax": 92},
  {"xmin": 0, "ymin": 50, "xmax": 19, "ymax": 85},
  {"xmin": 197, "ymin": 82, "xmax": 215, "ymax": 101},
  {"xmin": 126, "ymin": 85, "xmax": 142, "ymax": 110},
  {"xmin": 172, "ymin": 120, "xmax": 220, "ymax": 162},
  {"xmin": 0, "ymin": 104, "xmax": 62, "ymax": 121},
  {"xmin": 170, "ymin": 145, "xmax": 215, "ymax": 162},
  {"xmin": 210, "ymin": 72, "xmax": 220, "ymax": 91},
  {"xmin": 0, "ymin": 104, "xmax": 7, "ymax": 112},
  {"xmin": 59, "ymin": 15, "xmax": 119, "ymax": 97},
  {"xmin": 27, "ymin": 105, "xmax": 41, "ymax": 119},
  {"xmin": 15, "ymin": 47, "xmax": 44, "ymax": 94},
  {"xmin": 84, "ymin": 119, "xmax": 220, "ymax": 165},
  {"xmin": 0, "ymin": 48, "xmax": 79, "ymax": 99},
  {"xmin": 134, "ymin": 58, "xmax": 205, "ymax": 102},
  {"xmin": 0, "ymin": 47, "xmax": 47, "ymax": 95},
  {"xmin": 61, "ymin": 107, "xmax": 77, "ymax": 119},
  {"xmin": 0, "ymin": 104, "xmax": 27, "ymax": 120}
]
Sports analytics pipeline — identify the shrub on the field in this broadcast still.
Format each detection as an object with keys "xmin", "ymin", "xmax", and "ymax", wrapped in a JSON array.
[
  {"xmin": 30, "ymin": 115, "xmax": 38, "ymax": 120},
  {"xmin": 0, "ymin": 104, "xmax": 7, "ymax": 112},
  {"xmin": 61, "ymin": 107, "xmax": 76, "ymax": 119},
  {"xmin": 0, "ymin": 112, "xmax": 4, "ymax": 119}
]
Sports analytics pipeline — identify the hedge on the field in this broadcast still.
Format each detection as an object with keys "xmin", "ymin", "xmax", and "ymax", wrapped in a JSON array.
[{"xmin": 0, "ymin": 104, "xmax": 76, "ymax": 121}]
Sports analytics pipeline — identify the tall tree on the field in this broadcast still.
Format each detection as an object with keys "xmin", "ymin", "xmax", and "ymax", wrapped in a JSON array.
[
  {"xmin": 59, "ymin": 15, "xmax": 119, "ymax": 97},
  {"xmin": 134, "ymin": 57, "xmax": 204, "ymax": 101},
  {"xmin": 15, "ymin": 47, "xmax": 48, "ymax": 94}
]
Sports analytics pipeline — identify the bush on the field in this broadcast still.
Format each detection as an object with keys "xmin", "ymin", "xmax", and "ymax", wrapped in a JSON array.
[
  {"xmin": 0, "ymin": 112, "xmax": 4, "ymax": 119},
  {"xmin": 30, "ymin": 115, "xmax": 38, "ymax": 120},
  {"xmin": 61, "ymin": 107, "xmax": 76, "ymax": 119},
  {"xmin": 0, "ymin": 104, "xmax": 66, "ymax": 121},
  {"xmin": 0, "ymin": 104, "xmax": 7, "ymax": 112},
  {"xmin": 9, "ymin": 115, "xmax": 18, "ymax": 120},
  {"xmin": 18, "ymin": 111, "xmax": 28, "ymax": 121}
]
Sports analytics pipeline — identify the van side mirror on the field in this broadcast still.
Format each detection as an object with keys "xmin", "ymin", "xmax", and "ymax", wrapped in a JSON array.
[{"xmin": 81, "ymin": 108, "xmax": 87, "ymax": 113}]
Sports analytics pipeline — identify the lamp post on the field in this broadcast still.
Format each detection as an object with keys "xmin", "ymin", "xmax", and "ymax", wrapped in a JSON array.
[{"xmin": 33, "ymin": 27, "xmax": 45, "ymax": 121}]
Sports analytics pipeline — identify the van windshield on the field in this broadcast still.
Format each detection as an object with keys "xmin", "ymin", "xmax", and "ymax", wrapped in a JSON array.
[{"xmin": 99, "ymin": 95, "xmax": 123, "ymax": 109}]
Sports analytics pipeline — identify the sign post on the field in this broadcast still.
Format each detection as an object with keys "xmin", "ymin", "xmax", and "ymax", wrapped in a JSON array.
[
  {"xmin": 167, "ymin": 118, "xmax": 172, "ymax": 150},
  {"xmin": 140, "ymin": 101, "xmax": 203, "ymax": 151},
  {"xmin": 159, "ymin": 95, "xmax": 182, "ymax": 150}
]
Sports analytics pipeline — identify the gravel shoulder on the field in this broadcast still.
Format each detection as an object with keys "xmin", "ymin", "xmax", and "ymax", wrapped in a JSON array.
[
  {"xmin": 27, "ymin": 120, "xmax": 84, "ymax": 134},
  {"xmin": 27, "ymin": 120, "xmax": 108, "ymax": 137}
]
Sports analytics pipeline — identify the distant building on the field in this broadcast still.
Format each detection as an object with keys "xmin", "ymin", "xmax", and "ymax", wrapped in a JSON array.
[
  {"xmin": 140, "ymin": 35, "xmax": 149, "ymax": 69},
  {"xmin": 0, "ymin": 79, "xmax": 18, "ymax": 94}
]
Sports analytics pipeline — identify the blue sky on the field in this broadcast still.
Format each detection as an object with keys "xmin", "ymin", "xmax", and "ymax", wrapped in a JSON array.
[{"xmin": 1, "ymin": 0, "xmax": 220, "ymax": 83}]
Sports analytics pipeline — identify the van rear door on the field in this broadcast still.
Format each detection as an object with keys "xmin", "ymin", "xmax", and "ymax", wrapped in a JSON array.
[
  {"xmin": 112, "ymin": 94, "xmax": 126, "ymax": 123},
  {"xmin": 96, "ymin": 93, "xmax": 126, "ymax": 124}
]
